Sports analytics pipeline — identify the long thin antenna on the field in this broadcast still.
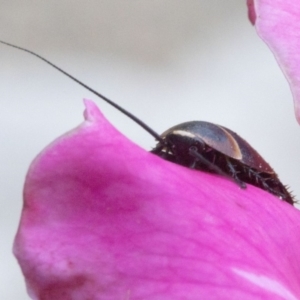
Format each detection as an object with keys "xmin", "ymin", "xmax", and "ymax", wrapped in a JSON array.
[{"xmin": 0, "ymin": 40, "xmax": 162, "ymax": 142}]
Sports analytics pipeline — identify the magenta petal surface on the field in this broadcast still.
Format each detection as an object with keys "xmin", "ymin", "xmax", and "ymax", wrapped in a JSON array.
[
  {"xmin": 14, "ymin": 100, "xmax": 300, "ymax": 299},
  {"xmin": 248, "ymin": 0, "xmax": 300, "ymax": 123}
]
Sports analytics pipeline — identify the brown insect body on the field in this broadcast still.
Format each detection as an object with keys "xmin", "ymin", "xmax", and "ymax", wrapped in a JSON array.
[{"xmin": 151, "ymin": 121, "xmax": 294, "ymax": 205}]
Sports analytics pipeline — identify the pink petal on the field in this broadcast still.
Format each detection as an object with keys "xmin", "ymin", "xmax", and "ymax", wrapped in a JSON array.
[
  {"xmin": 247, "ymin": 0, "xmax": 257, "ymax": 25},
  {"xmin": 14, "ymin": 100, "xmax": 300, "ymax": 299},
  {"xmin": 248, "ymin": 0, "xmax": 300, "ymax": 124}
]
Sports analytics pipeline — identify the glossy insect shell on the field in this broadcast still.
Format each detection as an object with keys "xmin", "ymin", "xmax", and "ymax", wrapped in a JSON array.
[{"xmin": 159, "ymin": 121, "xmax": 274, "ymax": 174}]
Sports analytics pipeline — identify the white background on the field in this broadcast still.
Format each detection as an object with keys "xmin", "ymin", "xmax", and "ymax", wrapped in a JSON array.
[{"xmin": 1, "ymin": 1, "xmax": 300, "ymax": 299}]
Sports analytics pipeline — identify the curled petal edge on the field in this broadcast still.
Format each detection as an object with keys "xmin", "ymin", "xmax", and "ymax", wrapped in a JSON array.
[{"xmin": 248, "ymin": 0, "xmax": 300, "ymax": 124}]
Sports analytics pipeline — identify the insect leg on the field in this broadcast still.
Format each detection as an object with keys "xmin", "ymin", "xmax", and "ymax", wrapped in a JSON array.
[
  {"xmin": 189, "ymin": 147, "xmax": 245, "ymax": 188},
  {"xmin": 224, "ymin": 158, "xmax": 246, "ymax": 189},
  {"xmin": 247, "ymin": 169, "xmax": 294, "ymax": 202}
]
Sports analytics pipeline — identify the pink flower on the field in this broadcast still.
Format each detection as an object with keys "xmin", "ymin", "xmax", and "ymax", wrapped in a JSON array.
[
  {"xmin": 15, "ymin": 1, "xmax": 300, "ymax": 299},
  {"xmin": 247, "ymin": 0, "xmax": 300, "ymax": 124},
  {"xmin": 14, "ymin": 100, "xmax": 300, "ymax": 299}
]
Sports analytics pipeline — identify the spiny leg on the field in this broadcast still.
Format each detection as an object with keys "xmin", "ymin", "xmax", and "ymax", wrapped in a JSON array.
[
  {"xmin": 247, "ymin": 168, "xmax": 288, "ymax": 199},
  {"xmin": 189, "ymin": 147, "xmax": 246, "ymax": 188},
  {"xmin": 224, "ymin": 158, "xmax": 246, "ymax": 189}
]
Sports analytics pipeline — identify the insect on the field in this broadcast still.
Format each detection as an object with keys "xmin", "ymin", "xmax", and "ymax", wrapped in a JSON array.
[
  {"xmin": 0, "ymin": 40, "xmax": 294, "ymax": 205},
  {"xmin": 151, "ymin": 121, "xmax": 294, "ymax": 204}
]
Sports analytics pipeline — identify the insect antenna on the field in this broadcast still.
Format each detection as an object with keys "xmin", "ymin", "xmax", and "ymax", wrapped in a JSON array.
[{"xmin": 0, "ymin": 40, "xmax": 163, "ymax": 142}]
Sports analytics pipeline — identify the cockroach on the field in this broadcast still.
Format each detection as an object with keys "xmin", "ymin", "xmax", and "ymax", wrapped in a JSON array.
[{"xmin": 0, "ymin": 40, "xmax": 294, "ymax": 205}]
